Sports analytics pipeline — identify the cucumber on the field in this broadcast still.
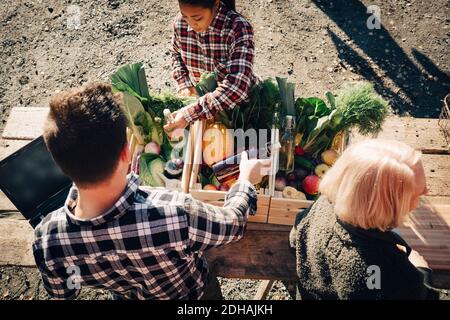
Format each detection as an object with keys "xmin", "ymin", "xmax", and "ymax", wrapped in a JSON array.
[{"xmin": 294, "ymin": 156, "xmax": 315, "ymax": 172}]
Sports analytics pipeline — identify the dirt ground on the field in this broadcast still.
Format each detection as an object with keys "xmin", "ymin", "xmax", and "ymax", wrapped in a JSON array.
[
  {"xmin": 0, "ymin": 266, "xmax": 296, "ymax": 300},
  {"xmin": 0, "ymin": 266, "xmax": 449, "ymax": 300},
  {"xmin": 0, "ymin": 0, "xmax": 449, "ymax": 300}
]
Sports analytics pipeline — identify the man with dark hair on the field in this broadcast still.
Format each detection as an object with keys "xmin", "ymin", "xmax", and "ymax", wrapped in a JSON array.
[{"xmin": 33, "ymin": 82, "xmax": 271, "ymax": 300}]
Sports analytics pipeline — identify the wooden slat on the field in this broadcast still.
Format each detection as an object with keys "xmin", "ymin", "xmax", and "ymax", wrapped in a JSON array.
[
  {"xmin": 206, "ymin": 223, "xmax": 450, "ymax": 281},
  {"xmin": 267, "ymin": 196, "xmax": 450, "ymax": 227},
  {"xmin": 0, "ymin": 139, "xmax": 31, "ymax": 212},
  {"xmin": 181, "ymin": 124, "xmax": 195, "ymax": 193},
  {"xmin": 2, "ymin": 107, "xmax": 48, "ymax": 140},
  {"xmin": 420, "ymin": 196, "xmax": 450, "ymax": 206},
  {"xmin": 0, "ymin": 139, "xmax": 30, "ymax": 161},
  {"xmin": 190, "ymin": 190, "xmax": 271, "ymax": 206},
  {"xmin": 206, "ymin": 227, "xmax": 297, "ymax": 281},
  {"xmin": 188, "ymin": 121, "xmax": 204, "ymax": 191},
  {"xmin": 0, "ymin": 218, "xmax": 35, "ymax": 266},
  {"xmin": 246, "ymin": 223, "xmax": 291, "ymax": 232},
  {"xmin": 351, "ymin": 116, "xmax": 449, "ymax": 154},
  {"xmin": 248, "ymin": 215, "xmax": 269, "ymax": 224},
  {"xmin": 421, "ymin": 154, "xmax": 450, "ymax": 197},
  {"xmin": 269, "ymin": 197, "xmax": 312, "ymax": 209},
  {"xmin": 254, "ymin": 280, "xmax": 275, "ymax": 300},
  {"xmin": 190, "ymin": 190, "xmax": 269, "ymax": 223},
  {"xmin": 406, "ymin": 206, "xmax": 450, "ymax": 229},
  {"xmin": 0, "ymin": 193, "xmax": 17, "ymax": 213}
]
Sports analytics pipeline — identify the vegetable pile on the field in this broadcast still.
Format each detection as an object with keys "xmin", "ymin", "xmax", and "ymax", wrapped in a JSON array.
[
  {"xmin": 111, "ymin": 63, "xmax": 389, "ymax": 197},
  {"xmin": 193, "ymin": 73, "xmax": 281, "ymax": 190},
  {"xmin": 111, "ymin": 63, "xmax": 195, "ymax": 187},
  {"xmin": 276, "ymin": 81, "xmax": 389, "ymax": 200},
  {"xmin": 195, "ymin": 73, "xmax": 389, "ymax": 197}
]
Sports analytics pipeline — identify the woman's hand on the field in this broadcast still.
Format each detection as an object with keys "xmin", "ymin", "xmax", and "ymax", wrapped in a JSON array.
[
  {"xmin": 163, "ymin": 110, "xmax": 188, "ymax": 140},
  {"xmin": 177, "ymin": 87, "xmax": 198, "ymax": 97},
  {"xmin": 409, "ymin": 250, "xmax": 429, "ymax": 269}
]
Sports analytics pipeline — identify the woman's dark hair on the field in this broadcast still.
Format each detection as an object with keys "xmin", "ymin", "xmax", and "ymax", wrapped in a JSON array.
[{"xmin": 178, "ymin": 0, "xmax": 236, "ymax": 12}]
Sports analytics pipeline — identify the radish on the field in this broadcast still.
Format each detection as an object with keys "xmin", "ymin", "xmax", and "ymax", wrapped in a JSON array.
[
  {"xmin": 144, "ymin": 142, "xmax": 160, "ymax": 155},
  {"xmin": 275, "ymin": 174, "xmax": 287, "ymax": 191}
]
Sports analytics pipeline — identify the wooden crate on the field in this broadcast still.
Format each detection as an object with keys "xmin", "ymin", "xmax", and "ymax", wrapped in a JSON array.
[
  {"xmin": 127, "ymin": 123, "xmax": 195, "ymax": 193},
  {"xmin": 188, "ymin": 120, "xmax": 270, "ymax": 224},
  {"xmin": 267, "ymin": 130, "xmax": 350, "ymax": 225}
]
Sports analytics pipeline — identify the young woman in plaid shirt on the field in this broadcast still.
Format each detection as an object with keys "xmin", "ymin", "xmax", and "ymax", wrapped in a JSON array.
[{"xmin": 164, "ymin": 0, "xmax": 259, "ymax": 132}]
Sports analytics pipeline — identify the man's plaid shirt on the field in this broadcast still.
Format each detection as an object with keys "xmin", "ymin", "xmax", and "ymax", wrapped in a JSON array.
[
  {"xmin": 32, "ymin": 173, "xmax": 257, "ymax": 300},
  {"xmin": 171, "ymin": 2, "xmax": 259, "ymax": 123}
]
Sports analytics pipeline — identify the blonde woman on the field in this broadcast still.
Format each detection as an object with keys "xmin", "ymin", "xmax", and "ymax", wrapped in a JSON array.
[{"xmin": 289, "ymin": 139, "xmax": 438, "ymax": 300}]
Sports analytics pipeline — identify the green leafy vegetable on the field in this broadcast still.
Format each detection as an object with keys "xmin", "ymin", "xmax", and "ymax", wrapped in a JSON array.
[
  {"xmin": 147, "ymin": 92, "xmax": 195, "ymax": 119},
  {"xmin": 334, "ymin": 82, "xmax": 389, "ymax": 135},
  {"xmin": 110, "ymin": 63, "xmax": 151, "ymax": 106},
  {"xmin": 194, "ymin": 73, "xmax": 280, "ymax": 131},
  {"xmin": 139, "ymin": 154, "xmax": 166, "ymax": 187},
  {"xmin": 120, "ymin": 93, "xmax": 146, "ymax": 145},
  {"xmin": 298, "ymin": 82, "xmax": 389, "ymax": 156},
  {"xmin": 195, "ymin": 72, "xmax": 218, "ymax": 96},
  {"xmin": 111, "ymin": 62, "xmax": 195, "ymax": 120}
]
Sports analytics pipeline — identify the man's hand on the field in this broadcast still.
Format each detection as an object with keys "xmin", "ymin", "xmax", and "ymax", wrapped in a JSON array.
[
  {"xmin": 177, "ymin": 87, "xmax": 198, "ymax": 98},
  {"xmin": 163, "ymin": 110, "xmax": 188, "ymax": 140},
  {"xmin": 238, "ymin": 151, "xmax": 272, "ymax": 185}
]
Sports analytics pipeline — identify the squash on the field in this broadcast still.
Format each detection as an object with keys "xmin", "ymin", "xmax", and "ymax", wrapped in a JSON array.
[
  {"xmin": 202, "ymin": 121, "xmax": 234, "ymax": 166},
  {"xmin": 331, "ymin": 130, "xmax": 344, "ymax": 152}
]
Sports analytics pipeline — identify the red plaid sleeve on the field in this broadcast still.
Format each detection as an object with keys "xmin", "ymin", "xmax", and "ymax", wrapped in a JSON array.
[
  {"xmin": 182, "ymin": 22, "xmax": 255, "ymax": 123},
  {"xmin": 171, "ymin": 23, "xmax": 194, "ymax": 92}
]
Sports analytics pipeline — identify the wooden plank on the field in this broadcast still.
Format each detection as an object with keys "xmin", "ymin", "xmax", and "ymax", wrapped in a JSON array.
[
  {"xmin": 0, "ymin": 192, "xmax": 17, "ymax": 213},
  {"xmin": 190, "ymin": 190, "xmax": 270, "ymax": 223},
  {"xmin": 421, "ymin": 154, "xmax": 450, "ymax": 197},
  {"xmin": 206, "ymin": 228, "xmax": 297, "ymax": 281},
  {"xmin": 190, "ymin": 190, "xmax": 271, "ymax": 206},
  {"xmin": 254, "ymin": 280, "xmax": 274, "ymax": 300},
  {"xmin": 181, "ymin": 124, "xmax": 195, "ymax": 193},
  {"xmin": 406, "ymin": 205, "xmax": 450, "ymax": 229},
  {"xmin": 0, "ymin": 218, "xmax": 35, "ymax": 266},
  {"xmin": 206, "ymin": 226, "xmax": 450, "ymax": 281},
  {"xmin": 0, "ymin": 210, "xmax": 448, "ymax": 280},
  {"xmin": 0, "ymin": 139, "xmax": 30, "ymax": 161},
  {"xmin": 351, "ymin": 116, "xmax": 449, "ymax": 154},
  {"xmin": 420, "ymin": 196, "xmax": 450, "ymax": 206},
  {"xmin": 246, "ymin": 222, "xmax": 292, "ymax": 232},
  {"xmin": 0, "ymin": 139, "xmax": 30, "ymax": 212},
  {"xmin": 270, "ymin": 197, "xmax": 312, "ymax": 209},
  {"xmin": 188, "ymin": 121, "xmax": 204, "ymax": 191},
  {"xmin": 2, "ymin": 107, "xmax": 48, "ymax": 140}
]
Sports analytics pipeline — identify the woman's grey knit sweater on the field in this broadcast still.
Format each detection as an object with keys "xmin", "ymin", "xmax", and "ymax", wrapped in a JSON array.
[{"xmin": 290, "ymin": 196, "xmax": 436, "ymax": 300}]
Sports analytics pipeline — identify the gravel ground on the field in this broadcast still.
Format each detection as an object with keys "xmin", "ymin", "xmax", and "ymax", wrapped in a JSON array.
[
  {"xmin": 0, "ymin": 0, "xmax": 449, "ymax": 300},
  {"xmin": 0, "ymin": 266, "xmax": 296, "ymax": 300},
  {"xmin": 0, "ymin": 266, "xmax": 449, "ymax": 300}
]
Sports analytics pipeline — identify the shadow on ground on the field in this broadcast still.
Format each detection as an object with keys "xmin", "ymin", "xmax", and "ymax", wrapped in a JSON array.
[{"xmin": 313, "ymin": 0, "xmax": 450, "ymax": 118}]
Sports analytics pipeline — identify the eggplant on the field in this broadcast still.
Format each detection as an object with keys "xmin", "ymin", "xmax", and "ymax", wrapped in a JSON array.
[{"xmin": 164, "ymin": 158, "xmax": 184, "ymax": 179}]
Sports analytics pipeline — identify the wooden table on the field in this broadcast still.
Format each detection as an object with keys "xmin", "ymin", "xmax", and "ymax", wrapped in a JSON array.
[
  {"xmin": 1, "ymin": 109, "xmax": 449, "ymax": 296},
  {"xmin": 207, "ymin": 117, "xmax": 450, "ymax": 290}
]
